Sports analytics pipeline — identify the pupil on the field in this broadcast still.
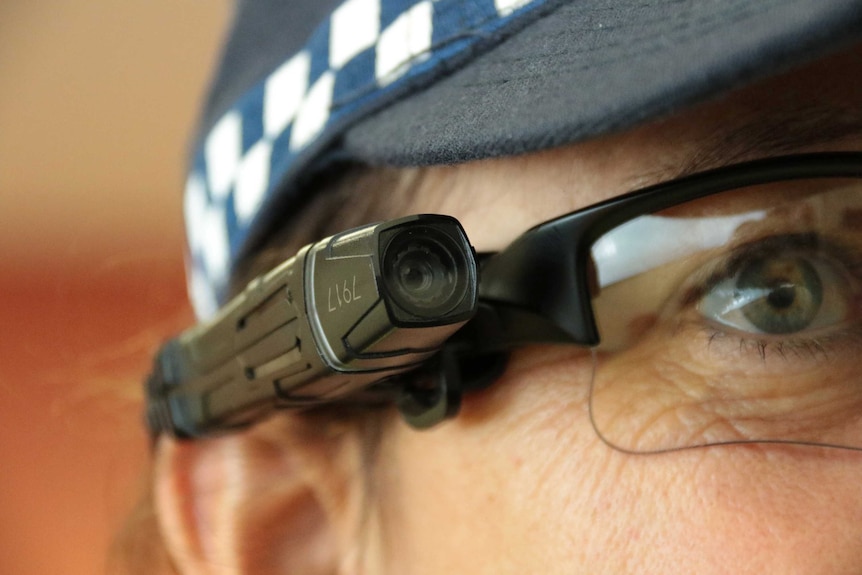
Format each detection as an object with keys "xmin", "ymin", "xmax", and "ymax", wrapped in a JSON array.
[{"xmin": 766, "ymin": 284, "xmax": 797, "ymax": 310}]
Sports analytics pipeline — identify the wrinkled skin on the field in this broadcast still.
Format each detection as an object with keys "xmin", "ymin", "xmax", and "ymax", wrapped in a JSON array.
[{"xmin": 155, "ymin": 45, "xmax": 862, "ymax": 575}]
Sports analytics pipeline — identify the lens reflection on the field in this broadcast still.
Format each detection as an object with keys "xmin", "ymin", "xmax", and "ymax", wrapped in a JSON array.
[{"xmin": 588, "ymin": 182, "xmax": 862, "ymax": 453}]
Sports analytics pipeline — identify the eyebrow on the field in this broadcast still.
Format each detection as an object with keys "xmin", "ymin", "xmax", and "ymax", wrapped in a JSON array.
[{"xmin": 671, "ymin": 102, "xmax": 862, "ymax": 180}]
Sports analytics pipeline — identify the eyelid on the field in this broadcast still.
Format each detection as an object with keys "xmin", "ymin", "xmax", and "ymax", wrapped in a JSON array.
[{"xmin": 682, "ymin": 233, "xmax": 862, "ymax": 308}]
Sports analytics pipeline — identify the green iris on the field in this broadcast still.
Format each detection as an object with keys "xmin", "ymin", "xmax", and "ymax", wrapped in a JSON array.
[{"xmin": 736, "ymin": 255, "xmax": 824, "ymax": 334}]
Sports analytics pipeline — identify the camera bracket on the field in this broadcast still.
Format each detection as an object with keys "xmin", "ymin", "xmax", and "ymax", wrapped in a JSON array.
[{"xmin": 396, "ymin": 344, "xmax": 508, "ymax": 429}]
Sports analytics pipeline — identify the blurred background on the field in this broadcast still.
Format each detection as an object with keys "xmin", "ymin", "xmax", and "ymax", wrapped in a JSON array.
[{"xmin": 1, "ymin": 1, "xmax": 230, "ymax": 572}]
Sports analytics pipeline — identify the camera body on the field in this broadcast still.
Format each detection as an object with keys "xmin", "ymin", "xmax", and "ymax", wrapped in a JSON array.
[{"xmin": 146, "ymin": 215, "xmax": 477, "ymax": 438}]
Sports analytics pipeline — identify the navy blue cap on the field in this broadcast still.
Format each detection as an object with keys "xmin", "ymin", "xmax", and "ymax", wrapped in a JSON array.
[{"xmin": 185, "ymin": 0, "xmax": 862, "ymax": 318}]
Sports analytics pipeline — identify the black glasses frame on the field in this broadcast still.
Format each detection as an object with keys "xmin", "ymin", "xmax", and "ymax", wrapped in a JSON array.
[{"xmin": 457, "ymin": 152, "xmax": 862, "ymax": 357}]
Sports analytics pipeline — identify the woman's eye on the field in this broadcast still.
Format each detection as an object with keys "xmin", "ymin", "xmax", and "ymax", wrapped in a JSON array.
[{"xmin": 697, "ymin": 250, "xmax": 852, "ymax": 336}]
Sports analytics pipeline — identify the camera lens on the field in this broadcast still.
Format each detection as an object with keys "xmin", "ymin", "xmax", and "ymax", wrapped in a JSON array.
[
  {"xmin": 392, "ymin": 246, "xmax": 447, "ymax": 304},
  {"xmin": 382, "ymin": 226, "xmax": 469, "ymax": 318}
]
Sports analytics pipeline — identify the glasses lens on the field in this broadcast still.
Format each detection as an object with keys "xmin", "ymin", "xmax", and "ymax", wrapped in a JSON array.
[{"xmin": 588, "ymin": 180, "xmax": 862, "ymax": 453}]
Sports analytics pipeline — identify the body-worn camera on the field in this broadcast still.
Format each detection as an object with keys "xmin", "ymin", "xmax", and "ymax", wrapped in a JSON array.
[{"xmin": 146, "ymin": 215, "xmax": 477, "ymax": 438}]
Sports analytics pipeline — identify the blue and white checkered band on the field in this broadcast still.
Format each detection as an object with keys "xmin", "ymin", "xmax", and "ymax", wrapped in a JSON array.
[{"xmin": 185, "ymin": 0, "xmax": 550, "ymax": 319}]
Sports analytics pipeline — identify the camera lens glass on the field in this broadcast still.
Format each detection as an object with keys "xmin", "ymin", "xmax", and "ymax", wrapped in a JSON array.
[
  {"xmin": 382, "ymin": 226, "xmax": 469, "ymax": 318},
  {"xmin": 395, "ymin": 246, "xmax": 447, "ymax": 299}
]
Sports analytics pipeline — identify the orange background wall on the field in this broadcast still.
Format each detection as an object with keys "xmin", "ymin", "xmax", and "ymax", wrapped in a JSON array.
[{"xmin": 0, "ymin": 2, "xmax": 230, "ymax": 572}]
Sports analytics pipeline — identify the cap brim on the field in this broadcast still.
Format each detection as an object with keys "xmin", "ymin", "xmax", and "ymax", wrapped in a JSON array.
[{"xmin": 344, "ymin": 0, "xmax": 862, "ymax": 166}]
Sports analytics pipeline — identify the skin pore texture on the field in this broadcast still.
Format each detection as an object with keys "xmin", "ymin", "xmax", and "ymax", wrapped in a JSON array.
[{"xmin": 155, "ymin": 45, "xmax": 862, "ymax": 575}]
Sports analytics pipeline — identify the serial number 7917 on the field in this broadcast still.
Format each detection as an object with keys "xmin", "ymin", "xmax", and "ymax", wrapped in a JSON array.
[{"xmin": 328, "ymin": 275, "xmax": 362, "ymax": 312}]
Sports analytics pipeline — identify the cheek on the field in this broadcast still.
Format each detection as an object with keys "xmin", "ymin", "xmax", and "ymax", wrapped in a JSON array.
[
  {"xmin": 622, "ymin": 449, "xmax": 862, "ymax": 574},
  {"xmin": 376, "ymin": 346, "xmax": 598, "ymax": 571},
  {"xmin": 375, "ymin": 346, "xmax": 862, "ymax": 574}
]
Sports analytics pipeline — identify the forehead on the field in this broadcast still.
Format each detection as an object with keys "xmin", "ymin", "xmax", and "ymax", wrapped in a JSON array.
[{"xmin": 407, "ymin": 44, "xmax": 862, "ymax": 251}]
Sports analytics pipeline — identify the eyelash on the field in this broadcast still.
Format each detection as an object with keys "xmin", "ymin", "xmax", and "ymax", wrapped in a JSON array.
[{"xmin": 703, "ymin": 327, "xmax": 855, "ymax": 362}]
